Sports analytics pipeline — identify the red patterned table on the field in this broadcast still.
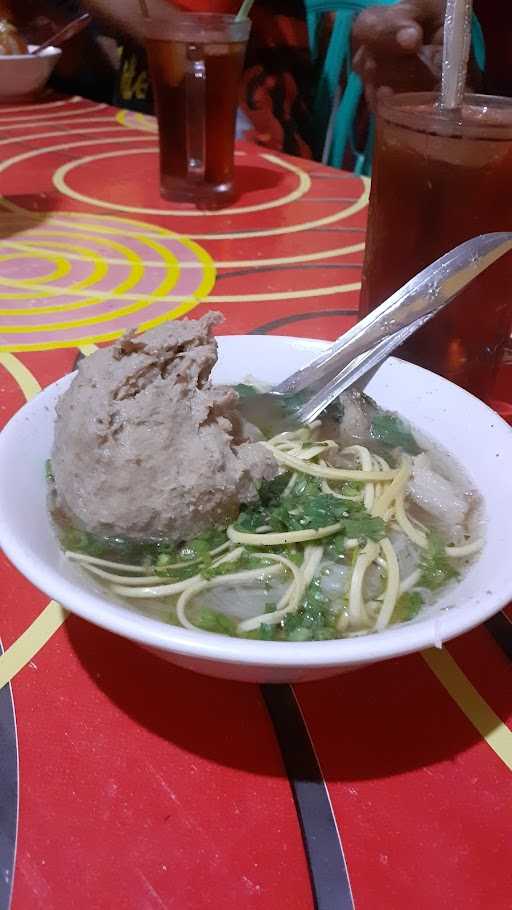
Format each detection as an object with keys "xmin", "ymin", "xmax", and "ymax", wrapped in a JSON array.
[{"xmin": 0, "ymin": 95, "xmax": 511, "ymax": 910}]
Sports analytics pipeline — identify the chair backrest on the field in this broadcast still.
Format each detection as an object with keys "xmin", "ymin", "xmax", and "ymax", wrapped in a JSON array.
[
  {"xmin": 306, "ymin": 0, "xmax": 392, "ymax": 168},
  {"xmin": 306, "ymin": 0, "xmax": 487, "ymax": 174}
]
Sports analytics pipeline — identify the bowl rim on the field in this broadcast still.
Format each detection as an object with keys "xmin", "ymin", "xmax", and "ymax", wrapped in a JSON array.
[
  {"xmin": 1, "ymin": 335, "xmax": 512, "ymax": 669},
  {"xmin": 0, "ymin": 45, "xmax": 62, "ymax": 61}
]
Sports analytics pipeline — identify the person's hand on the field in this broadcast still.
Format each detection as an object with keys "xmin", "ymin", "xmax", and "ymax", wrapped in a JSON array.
[{"xmin": 352, "ymin": 1, "xmax": 445, "ymax": 109}]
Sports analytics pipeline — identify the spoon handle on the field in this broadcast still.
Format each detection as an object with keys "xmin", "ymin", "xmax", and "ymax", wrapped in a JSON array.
[
  {"xmin": 29, "ymin": 12, "xmax": 91, "ymax": 54},
  {"xmin": 276, "ymin": 232, "xmax": 512, "ymax": 399},
  {"xmin": 294, "ymin": 232, "xmax": 512, "ymax": 423}
]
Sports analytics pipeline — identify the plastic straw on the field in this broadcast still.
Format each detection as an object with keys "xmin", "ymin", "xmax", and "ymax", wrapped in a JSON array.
[
  {"xmin": 440, "ymin": 0, "xmax": 473, "ymax": 109},
  {"xmin": 236, "ymin": 0, "xmax": 255, "ymax": 21}
]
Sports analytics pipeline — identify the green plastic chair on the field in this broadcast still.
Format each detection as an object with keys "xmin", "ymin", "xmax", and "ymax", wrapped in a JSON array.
[{"xmin": 306, "ymin": 0, "xmax": 486, "ymax": 175}]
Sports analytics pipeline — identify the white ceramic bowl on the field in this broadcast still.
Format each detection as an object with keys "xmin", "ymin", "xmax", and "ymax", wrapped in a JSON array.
[
  {"xmin": 1, "ymin": 335, "xmax": 512, "ymax": 683},
  {"xmin": 0, "ymin": 46, "xmax": 62, "ymax": 102}
]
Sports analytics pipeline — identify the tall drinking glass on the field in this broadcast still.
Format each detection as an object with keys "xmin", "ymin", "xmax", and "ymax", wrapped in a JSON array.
[
  {"xmin": 360, "ymin": 93, "xmax": 512, "ymax": 401},
  {"xmin": 145, "ymin": 13, "xmax": 251, "ymax": 210}
]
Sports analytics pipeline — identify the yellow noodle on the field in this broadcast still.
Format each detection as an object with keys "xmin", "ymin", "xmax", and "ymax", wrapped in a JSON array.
[
  {"xmin": 399, "ymin": 569, "xmax": 421, "ymax": 594},
  {"xmin": 343, "ymin": 444, "xmax": 375, "ymax": 511},
  {"xmin": 394, "ymin": 493, "xmax": 428, "ymax": 547},
  {"xmin": 263, "ymin": 443, "xmax": 397, "ymax": 481},
  {"xmin": 348, "ymin": 542, "xmax": 379, "ymax": 627},
  {"xmin": 111, "ymin": 547, "xmax": 243, "ymax": 599},
  {"xmin": 372, "ymin": 458, "xmax": 411, "ymax": 518},
  {"xmin": 446, "ymin": 539, "xmax": 484, "ymax": 558},
  {"xmin": 227, "ymin": 522, "xmax": 343, "ymax": 547},
  {"xmin": 176, "ymin": 561, "xmax": 285, "ymax": 631},
  {"xmin": 237, "ymin": 547, "xmax": 322, "ymax": 632},
  {"xmin": 81, "ymin": 564, "xmax": 164, "ymax": 586},
  {"xmin": 375, "ymin": 538, "xmax": 401, "ymax": 631},
  {"xmin": 111, "ymin": 574, "xmax": 202, "ymax": 598}
]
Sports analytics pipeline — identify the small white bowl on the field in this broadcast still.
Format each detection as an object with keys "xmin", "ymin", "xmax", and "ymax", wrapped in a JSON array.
[
  {"xmin": 0, "ymin": 45, "xmax": 62, "ymax": 102},
  {"xmin": 1, "ymin": 335, "xmax": 512, "ymax": 684}
]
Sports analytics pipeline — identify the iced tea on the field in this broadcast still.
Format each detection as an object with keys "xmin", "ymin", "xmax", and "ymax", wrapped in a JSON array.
[
  {"xmin": 360, "ymin": 93, "xmax": 512, "ymax": 400},
  {"xmin": 145, "ymin": 14, "xmax": 250, "ymax": 209}
]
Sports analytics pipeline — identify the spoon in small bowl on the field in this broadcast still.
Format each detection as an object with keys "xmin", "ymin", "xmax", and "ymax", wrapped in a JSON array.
[
  {"xmin": 238, "ymin": 232, "xmax": 512, "ymax": 435},
  {"xmin": 29, "ymin": 12, "xmax": 91, "ymax": 55}
]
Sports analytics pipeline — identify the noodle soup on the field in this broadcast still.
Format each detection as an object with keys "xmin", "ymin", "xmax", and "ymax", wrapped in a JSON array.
[{"xmin": 51, "ymin": 389, "xmax": 482, "ymax": 642}]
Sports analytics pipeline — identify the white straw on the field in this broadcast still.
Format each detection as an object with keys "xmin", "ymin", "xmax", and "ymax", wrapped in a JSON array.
[
  {"xmin": 440, "ymin": 0, "xmax": 473, "ymax": 109},
  {"xmin": 236, "ymin": 0, "xmax": 255, "ymax": 20}
]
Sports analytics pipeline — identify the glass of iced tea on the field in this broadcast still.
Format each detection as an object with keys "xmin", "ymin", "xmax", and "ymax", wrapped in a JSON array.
[
  {"xmin": 145, "ymin": 13, "xmax": 250, "ymax": 210},
  {"xmin": 360, "ymin": 92, "xmax": 512, "ymax": 401}
]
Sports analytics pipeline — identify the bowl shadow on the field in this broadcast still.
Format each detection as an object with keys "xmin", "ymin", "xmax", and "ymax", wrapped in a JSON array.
[{"xmin": 65, "ymin": 615, "xmax": 488, "ymax": 783}]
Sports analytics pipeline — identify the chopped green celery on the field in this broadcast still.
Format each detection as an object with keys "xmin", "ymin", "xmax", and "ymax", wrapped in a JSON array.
[
  {"xmin": 324, "ymin": 534, "xmax": 347, "ymax": 559},
  {"xmin": 370, "ymin": 412, "xmax": 420, "ymax": 454},
  {"xmin": 244, "ymin": 581, "xmax": 344, "ymax": 641},
  {"xmin": 341, "ymin": 481, "xmax": 363, "ymax": 497},
  {"xmin": 235, "ymin": 501, "xmax": 269, "ymax": 531},
  {"xmin": 45, "ymin": 459, "xmax": 54, "ymax": 482},
  {"xmin": 292, "ymin": 475, "xmax": 323, "ymax": 498},
  {"xmin": 391, "ymin": 591, "xmax": 423, "ymax": 624},
  {"xmin": 419, "ymin": 533, "xmax": 459, "ymax": 591},
  {"xmin": 325, "ymin": 479, "xmax": 362, "ymax": 499},
  {"xmin": 343, "ymin": 515, "xmax": 385, "ymax": 541},
  {"xmin": 156, "ymin": 562, "xmax": 199, "ymax": 581},
  {"xmin": 178, "ymin": 528, "xmax": 226, "ymax": 564},
  {"xmin": 236, "ymin": 468, "xmax": 385, "ymax": 542},
  {"xmin": 195, "ymin": 607, "xmax": 237, "ymax": 636},
  {"xmin": 269, "ymin": 495, "xmax": 381, "ymax": 537},
  {"xmin": 177, "ymin": 544, "xmax": 199, "ymax": 562},
  {"xmin": 278, "ymin": 581, "xmax": 337, "ymax": 641},
  {"xmin": 258, "ymin": 472, "xmax": 292, "ymax": 506},
  {"xmin": 288, "ymin": 627, "xmax": 313, "ymax": 641},
  {"xmin": 308, "ymin": 586, "xmax": 329, "ymax": 607},
  {"xmin": 59, "ymin": 525, "xmax": 222, "ymax": 574},
  {"xmin": 281, "ymin": 612, "xmax": 304, "ymax": 634},
  {"xmin": 58, "ymin": 526, "xmax": 177, "ymax": 563},
  {"xmin": 258, "ymin": 623, "xmax": 277, "ymax": 640},
  {"xmin": 60, "ymin": 528, "xmax": 95, "ymax": 554},
  {"xmin": 156, "ymin": 553, "xmax": 174, "ymax": 566},
  {"xmin": 334, "ymin": 534, "xmax": 347, "ymax": 555}
]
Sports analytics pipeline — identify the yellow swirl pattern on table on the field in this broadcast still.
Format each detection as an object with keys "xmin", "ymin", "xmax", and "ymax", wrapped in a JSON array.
[
  {"xmin": 422, "ymin": 648, "xmax": 512, "ymax": 771},
  {"xmin": 0, "ymin": 352, "xmax": 41, "ymax": 399},
  {"xmin": 0, "ymin": 354, "xmax": 68, "ymax": 689},
  {"xmin": 116, "ymin": 109, "xmax": 158, "ymax": 133},
  {"xmin": 0, "ymin": 209, "xmax": 215, "ymax": 352},
  {"xmin": 52, "ymin": 148, "xmax": 312, "ymax": 217},
  {"xmin": 0, "ymin": 602, "xmax": 69, "ymax": 690}
]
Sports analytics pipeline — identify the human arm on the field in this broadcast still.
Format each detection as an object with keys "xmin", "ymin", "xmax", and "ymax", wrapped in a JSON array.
[
  {"xmin": 2, "ymin": 0, "xmax": 174, "ymax": 42},
  {"xmin": 78, "ymin": 0, "xmax": 175, "ymax": 41},
  {"xmin": 351, "ymin": 0, "xmax": 445, "ymax": 108}
]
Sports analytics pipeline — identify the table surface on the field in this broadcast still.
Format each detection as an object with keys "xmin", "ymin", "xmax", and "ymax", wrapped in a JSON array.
[{"xmin": 0, "ymin": 95, "xmax": 511, "ymax": 910}]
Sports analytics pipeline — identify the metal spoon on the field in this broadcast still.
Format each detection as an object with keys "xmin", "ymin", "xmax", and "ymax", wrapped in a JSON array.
[
  {"xmin": 29, "ymin": 13, "xmax": 91, "ymax": 55},
  {"xmin": 239, "ymin": 232, "xmax": 512, "ymax": 434}
]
